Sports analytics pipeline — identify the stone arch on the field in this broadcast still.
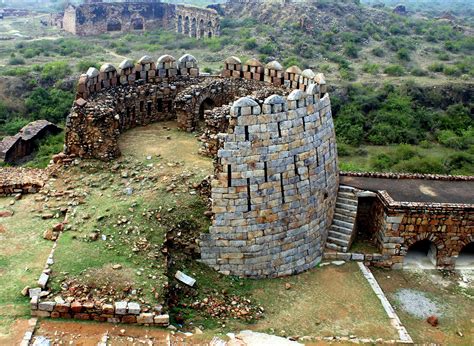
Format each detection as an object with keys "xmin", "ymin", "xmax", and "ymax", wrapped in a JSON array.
[
  {"xmin": 199, "ymin": 98, "xmax": 215, "ymax": 121},
  {"xmin": 207, "ymin": 21, "xmax": 213, "ymax": 38},
  {"xmin": 455, "ymin": 241, "xmax": 474, "ymax": 269},
  {"xmin": 191, "ymin": 17, "xmax": 197, "ymax": 38},
  {"xmin": 175, "ymin": 80, "xmax": 236, "ymax": 132},
  {"xmin": 107, "ymin": 17, "xmax": 122, "ymax": 32},
  {"xmin": 199, "ymin": 19, "xmax": 205, "ymax": 38},
  {"xmin": 402, "ymin": 234, "xmax": 445, "ymax": 269},
  {"xmin": 131, "ymin": 15, "xmax": 144, "ymax": 31},
  {"xmin": 184, "ymin": 16, "xmax": 190, "ymax": 36},
  {"xmin": 177, "ymin": 15, "xmax": 183, "ymax": 34}
]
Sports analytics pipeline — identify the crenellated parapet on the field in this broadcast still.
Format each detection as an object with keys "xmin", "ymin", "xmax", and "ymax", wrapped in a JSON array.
[
  {"xmin": 221, "ymin": 56, "xmax": 327, "ymax": 96},
  {"xmin": 74, "ymin": 54, "xmax": 328, "ymax": 112},
  {"xmin": 75, "ymin": 54, "xmax": 200, "ymax": 100}
]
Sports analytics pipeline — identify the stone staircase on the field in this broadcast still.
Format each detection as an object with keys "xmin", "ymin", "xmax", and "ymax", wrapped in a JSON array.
[{"xmin": 326, "ymin": 185, "xmax": 359, "ymax": 252}]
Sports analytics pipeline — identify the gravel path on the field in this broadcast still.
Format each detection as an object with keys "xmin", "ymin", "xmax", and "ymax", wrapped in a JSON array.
[{"xmin": 394, "ymin": 289, "xmax": 442, "ymax": 319}]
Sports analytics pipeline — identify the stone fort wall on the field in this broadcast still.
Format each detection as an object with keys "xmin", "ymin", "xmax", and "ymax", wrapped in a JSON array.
[
  {"xmin": 65, "ymin": 53, "xmax": 338, "ymax": 278},
  {"xmin": 61, "ymin": 0, "xmax": 219, "ymax": 38},
  {"xmin": 199, "ymin": 91, "xmax": 338, "ymax": 278}
]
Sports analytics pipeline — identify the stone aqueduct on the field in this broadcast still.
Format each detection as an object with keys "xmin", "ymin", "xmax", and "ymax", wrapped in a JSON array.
[
  {"xmin": 65, "ymin": 54, "xmax": 473, "ymax": 277},
  {"xmin": 60, "ymin": 0, "xmax": 220, "ymax": 38}
]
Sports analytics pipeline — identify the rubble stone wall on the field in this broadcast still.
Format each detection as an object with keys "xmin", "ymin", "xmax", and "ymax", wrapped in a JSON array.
[
  {"xmin": 373, "ymin": 195, "xmax": 473, "ymax": 270},
  {"xmin": 199, "ymin": 91, "xmax": 339, "ymax": 278},
  {"xmin": 60, "ymin": 1, "xmax": 219, "ymax": 38}
]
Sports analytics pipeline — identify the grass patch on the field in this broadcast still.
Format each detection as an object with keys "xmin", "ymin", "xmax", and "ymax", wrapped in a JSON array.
[{"xmin": 0, "ymin": 195, "xmax": 58, "ymax": 337}]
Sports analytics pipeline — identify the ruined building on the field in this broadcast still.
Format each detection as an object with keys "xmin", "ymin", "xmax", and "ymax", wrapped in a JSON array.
[
  {"xmin": 63, "ymin": 53, "xmax": 473, "ymax": 277},
  {"xmin": 60, "ymin": 0, "xmax": 220, "ymax": 38}
]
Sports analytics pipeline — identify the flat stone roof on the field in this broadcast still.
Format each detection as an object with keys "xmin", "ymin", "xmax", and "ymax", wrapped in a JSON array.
[{"xmin": 340, "ymin": 176, "xmax": 474, "ymax": 204}]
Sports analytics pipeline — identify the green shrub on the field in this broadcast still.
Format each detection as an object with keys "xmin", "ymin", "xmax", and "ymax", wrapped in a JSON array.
[
  {"xmin": 282, "ymin": 56, "xmax": 302, "ymax": 68},
  {"xmin": 397, "ymin": 47, "xmax": 410, "ymax": 61},
  {"xmin": 437, "ymin": 52, "xmax": 450, "ymax": 61},
  {"xmin": 77, "ymin": 60, "xmax": 100, "ymax": 73},
  {"xmin": 427, "ymin": 62, "xmax": 445, "ymax": 72},
  {"xmin": 337, "ymin": 143, "xmax": 352, "ymax": 157},
  {"xmin": 8, "ymin": 57, "xmax": 25, "ymax": 65},
  {"xmin": 371, "ymin": 153, "xmax": 392, "ymax": 171},
  {"xmin": 40, "ymin": 61, "xmax": 72, "ymax": 84},
  {"xmin": 116, "ymin": 46, "xmax": 131, "ymax": 55},
  {"xmin": 244, "ymin": 38, "xmax": 257, "ymax": 50},
  {"xmin": 444, "ymin": 152, "xmax": 474, "ymax": 175},
  {"xmin": 372, "ymin": 47, "xmax": 385, "ymax": 57},
  {"xmin": 258, "ymin": 43, "xmax": 276, "ymax": 55},
  {"xmin": 411, "ymin": 67, "xmax": 428, "ymax": 76},
  {"xmin": 25, "ymin": 87, "xmax": 74, "ymax": 123},
  {"xmin": 384, "ymin": 65, "xmax": 405, "ymax": 76},
  {"xmin": 393, "ymin": 156, "xmax": 446, "ymax": 174},
  {"xmin": 443, "ymin": 65, "xmax": 461, "ymax": 76},
  {"xmin": 339, "ymin": 67, "xmax": 357, "ymax": 81},
  {"xmin": 362, "ymin": 63, "xmax": 379, "ymax": 74},
  {"xmin": 25, "ymin": 132, "xmax": 64, "ymax": 169},
  {"xmin": 344, "ymin": 42, "xmax": 359, "ymax": 58},
  {"xmin": 0, "ymin": 117, "xmax": 29, "ymax": 136}
]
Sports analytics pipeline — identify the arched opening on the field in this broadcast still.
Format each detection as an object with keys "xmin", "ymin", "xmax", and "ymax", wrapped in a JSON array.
[
  {"xmin": 191, "ymin": 18, "xmax": 197, "ymax": 38},
  {"xmin": 456, "ymin": 243, "xmax": 474, "ymax": 269},
  {"xmin": 107, "ymin": 18, "xmax": 122, "ymax": 32},
  {"xmin": 404, "ymin": 239, "xmax": 437, "ymax": 269},
  {"xmin": 199, "ymin": 19, "xmax": 205, "ymax": 38},
  {"xmin": 197, "ymin": 98, "xmax": 215, "ymax": 129},
  {"xmin": 207, "ymin": 21, "xmax": 213, "ymax": 38},
  {"xmin": 184, "ymin": 16, "xmax": 190, "ymax": 35},
  {"xmin": 132, "ymin": 17, "xmax": 144, "ymax": 31},
  {"xmin": 177, "ymin": 15, "xmax": 183, "ymax": 33}
]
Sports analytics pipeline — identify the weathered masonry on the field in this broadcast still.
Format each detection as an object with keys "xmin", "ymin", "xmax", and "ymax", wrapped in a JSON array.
[
  {"xmin": 328, "ymin": 173, "xmax": 474, "ymax": 270},
  {"xmin": 65, "ymin": 53, "xmax": 337, "ymax": 278},
  {"xmin": 60, "ymin": 0, "xmax": 219, "ymax": 38}
]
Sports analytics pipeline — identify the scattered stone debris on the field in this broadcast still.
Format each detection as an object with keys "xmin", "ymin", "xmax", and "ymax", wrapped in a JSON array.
[
  {"xmin": 192, "ymin": 295, "xmax": 264, "ymax": 322},
  {"xmin": 175, "ymin": 271, "xmax": 196, "ymax": 287}
]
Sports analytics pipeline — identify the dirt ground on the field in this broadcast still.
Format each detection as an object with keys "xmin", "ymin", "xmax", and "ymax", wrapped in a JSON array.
[
  {"xmin": 33, "ymin": 320, "xmax": 189, "ymax": 346},
  {"xmin": 373, "ymin": 268, "xmax": 474, "ymax": 345},
  {"xmin": 248, "ymin": 262, "xmax": 399, "ymax": 340}
]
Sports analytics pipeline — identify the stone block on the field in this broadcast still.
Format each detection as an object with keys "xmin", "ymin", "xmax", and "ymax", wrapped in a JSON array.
[
  {"xmin": 137, "ymin": 313, "xmax": 154, "ymax": 324},
  {"xmin": 121, "ymin": 315, "xmax": 137, "ymax": 324},
  {"xmin": 71, "ymin": 301, "xmax": 82, "ymax": 313},
  {"xmin": 38, "ymin": 301, "xmax": 55, "ymax": 312},
  {"xmin": 351, "ymin": 253, "xmax": 365, "ymax": 261},
  {"xmin": 38, "ymin": 273, "xmax": 49, "ymax": 289},
  {"xmin": 74, "ymin": 313, "xmax": 90, "ymax": 320},
  {"xmin": 102, "ymin": 304, "xmax": 114, "ymax": 314},
  {"xmin": 54, "ymin": 303, "xmax": 70, "ymax": 313},
  {"xmin": 32, "ymin": 310, "xmax": 51, "ymax": 317},
  {"xmin": 154, "ymin": 314, "xmax": 169, "ymax": 326},
  {"xmin": 30, "ymin": 296, "xmax": 38, "ymax": 310},
  {"xmin": 127, "ymin": 302, "xmax": 140, "ymax": 315},
  {"xmin": 115, "ymin": 301, "xmax": 127, "ymax": 315}
]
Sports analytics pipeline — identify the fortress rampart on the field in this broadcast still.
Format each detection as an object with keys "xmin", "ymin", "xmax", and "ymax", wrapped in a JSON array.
[{"xmin": 65, "ymin": 53, "xmax": 337, "ymax": 278}]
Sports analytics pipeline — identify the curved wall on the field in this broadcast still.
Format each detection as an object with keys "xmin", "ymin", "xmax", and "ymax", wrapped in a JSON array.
[
  {"xmin": 65, "ymin": 54, "xmax": 339, "ymax": 278},
  {"xmin": 200, "ymin": 89, "xmax": 339, "ymax": 278}
]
